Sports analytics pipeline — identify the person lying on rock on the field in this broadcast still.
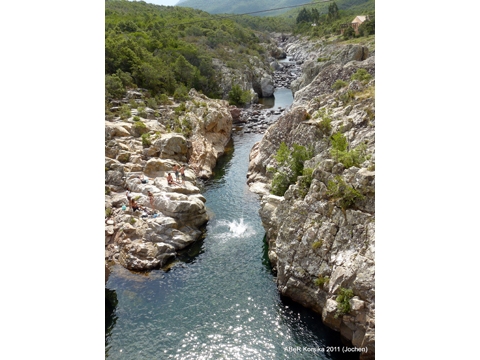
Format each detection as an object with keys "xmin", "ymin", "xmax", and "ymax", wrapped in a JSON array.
[{"xmin": 139, "ymin": 175, "xmax": 149, "ymax": 184}]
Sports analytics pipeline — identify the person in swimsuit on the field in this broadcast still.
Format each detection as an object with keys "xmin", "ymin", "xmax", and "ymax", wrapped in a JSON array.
[
  {"xmin": 126, "ymin": 189, "xmax": 133, "ymax": 208},
  {"xmin": 180, "ymin": 166, "xmax": 186, "ymax": 185},
  {"xmin": 131, "ymin": 199, "xmax": 140, "ymax": 212},
  {"xmin": 148, "ymin": 191, "xmax": 154, "ymax": 209},
  {"xmin": 173, "ymin": 165, "xmax": 180, "ymax": 182},
  {"xmin": 167, "ymin": 173, "xmax": 177, "ymax": 186}
]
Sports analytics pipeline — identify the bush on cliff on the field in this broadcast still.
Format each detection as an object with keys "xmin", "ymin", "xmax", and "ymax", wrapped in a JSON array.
[
  {"xmin": 270, "ymin": 142, "xmax": 313, "ymax": 196},
  {"xmin": 330, "ymin": 132, "xmax": 367, "ymax": 168},
  {"xmin": 335, "ymin": 287, "xmax": 354, "ymax": 317},
  {"xmin": 331, "ymin": 79, "xmax": 348, "ymax": 90},
  {"xmin": 326, "ymin": 175, "xmax": 364, "ymax": 209},
  {"xmin": 141, "ymin": 133, "xmax": 151, "ymax": 147},
  {"xmin": 351, "ymin": 68, "xmax": 372, "ymax": 84}
]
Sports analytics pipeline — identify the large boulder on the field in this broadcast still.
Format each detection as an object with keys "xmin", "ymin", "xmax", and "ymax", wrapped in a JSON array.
[{"xmin": 153, "ymin": 133, "xmax": 188, "ymax": 162}]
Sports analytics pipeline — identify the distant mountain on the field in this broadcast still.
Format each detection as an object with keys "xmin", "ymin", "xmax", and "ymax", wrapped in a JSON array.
[
  {"xmin": 177, "ymin": 0, "xmax": 312, "ymax": 16},
  {"xmin": 177, "ymin": 0, "xmax": 372, "ymax": 17}
]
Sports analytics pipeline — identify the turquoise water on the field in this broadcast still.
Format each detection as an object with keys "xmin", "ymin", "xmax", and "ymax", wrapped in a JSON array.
[{"xmin": 106, "ymin": 130, "xmax": 359, "ymax": 359}]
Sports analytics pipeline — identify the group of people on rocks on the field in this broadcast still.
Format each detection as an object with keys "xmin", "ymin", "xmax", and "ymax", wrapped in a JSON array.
[
  {"xmin": 123, "ymin": 164, "xmax": 188, "ymax": 217},
  {"xmin": 167, "ymin": 164, "xmax": 186, "ymax": 186}
]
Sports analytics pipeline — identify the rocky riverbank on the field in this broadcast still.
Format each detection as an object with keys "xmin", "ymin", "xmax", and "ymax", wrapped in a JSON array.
[
  {"xmin": 105, "ymin": 89, "xmax": 233, "ymax": 272},
  {"xmin": 246, "ymin": 35, "xmax": 375, "ymax": 359}
]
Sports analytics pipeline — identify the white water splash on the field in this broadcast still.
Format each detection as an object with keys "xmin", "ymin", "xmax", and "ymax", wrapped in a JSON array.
[
  {"xmin": 214, "ymin": 218, "xmax": 253, "ymax": 239},
  {"xmin": 228, "ymin": 218, "xmax": 248, "ymax": 236}
]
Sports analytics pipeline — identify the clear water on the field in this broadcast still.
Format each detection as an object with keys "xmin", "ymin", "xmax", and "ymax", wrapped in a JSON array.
[
  {"xmin": 106, "ymin": 131, "xmax": 359, "ymax": 359},
  {"xmin": 257, "ymin": 88, "xmax": 294, "ymax": 109}
]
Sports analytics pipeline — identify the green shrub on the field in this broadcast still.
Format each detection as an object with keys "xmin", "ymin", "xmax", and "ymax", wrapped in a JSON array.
[
  {"xmin": 158, "ymin": 94, "xmax": 172, "ymax": 105},
  {"xmin": 330, "ymin": 132, "xmax": 367, "ymax": 168},
  {"xmin": 343, "ymin": 26, "xmax": 355, "ymax": 40},
  {"xmin": 331, "ymin": 132, "xmax": 348, "ymax": 153},
  {"xmin": 147, "ymin": 98, "xmax": 157, "ymax": 109},
  {"xmin": 133, "ymin": 115, "xmax": 140, "ymax": 122},
  {"xmin": 105, "ymin": 207, "xmax": 113, "ymax": 217},
  {"xmin": 358, "ymin": 19, "xmax": 375, "ymax": 36},
  {"xmin": 332, "ymin": 79, "xmax": 347, "ymax": 90},
  {"xmin": 335, "ymin": 288, "xmax": 354, "ymax": 317},
  {"xmin": 105, "ymin": 186, "xmax": 111, "ymax": 195},
  {"xmin": 317, "ymin": 114, "xmax": 332, "ymax": 135},
  {"xmin": 314, "ymin": 275, "xmax": 329, "ymax": 287},
  {"xmin": 228, "ymin": 84, "xmax": 251, "ymax": 106},
  {"xmin": 115, "ymin": 69, "xmax": 134, "ymax": 89},
  {"xmin": 351, "ymin": 68, "xmax": 372, "ymax": 84},
  {"xmin": 338, "ymin": 90, "xmax": 355, "ymax": 104},
  {"xmin": 298, "ymin": 167, "xmax": 313, "ymax": 198},
  {"xmin": 137, "ymin": 106, "xmax": 148, "ymax": 118},
  {"xmin": 141, "ymin": 133, "xmax": 151, "ymax": 147},
  {"xmin": 181, "ymin": 117, "xmax": 193, "ymax": 138},
  {"xmin": 134, "ymin": 121, "xmax": 146, "ymax": 130},
  {"xmin": 271, "ymin": 171, "xmax": 292, "ymax": 196},
  {"xmin": 274, "ymin": 142, "xmax": 290, "ymax": 165},
  {"xmin": 174, "ymin": 102, "xmax": 186, "ymax": 115},
  {"xmin": 120, "ymin": 104, "xmax": 131, "ymax": 120},
  {"xmin": 129, "ymin": 99, "xmax": 138, "ymax": 109},
  {"xmin": 174, "ymin": 85, "xmax": 190, "ymax": 101},
  {"xmin": 327, "ymin": 175, "xmax": 364, "ymax": 209},
  {"xmin": 270, "ymin": 142, "xmax": 314, "ymax": 196},
  {"xmin": 105, "ymin": 74, "xmax": 126, "ymax": 99}
]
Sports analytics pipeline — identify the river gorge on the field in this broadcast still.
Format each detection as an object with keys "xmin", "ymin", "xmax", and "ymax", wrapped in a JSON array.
[{"xmin": 106, "ymin": 36, "xmax": 375, "ymax": 359}]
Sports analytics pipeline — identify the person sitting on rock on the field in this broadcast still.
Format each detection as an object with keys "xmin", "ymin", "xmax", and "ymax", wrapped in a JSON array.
[
  {"xmin": 131, "ymin": 199, "xmax": 140, "ymax": 212},
  {"xmin": 167, "ymin": 173, "xmax": 177, "ymax": 186}
]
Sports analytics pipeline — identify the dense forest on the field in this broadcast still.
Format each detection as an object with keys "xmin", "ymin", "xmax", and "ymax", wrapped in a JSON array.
[{"xmin": 105, "ymin": 0, "xmax": 282, "ymax": 105}]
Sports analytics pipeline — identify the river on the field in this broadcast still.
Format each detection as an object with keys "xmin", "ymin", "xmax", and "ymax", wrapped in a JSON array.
[{"xmin": 106, "ymin": 83, "xmax": 359, "ymax": 360}]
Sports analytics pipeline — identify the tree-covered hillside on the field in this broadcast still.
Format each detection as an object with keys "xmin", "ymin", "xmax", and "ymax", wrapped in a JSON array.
[
  {"xmin": 281, "ymin": 0, "xmax": 374, "ymax": 39},
  {"xmin": 105, "ymin": 0, "xmax": 281, "ymax": 104}
]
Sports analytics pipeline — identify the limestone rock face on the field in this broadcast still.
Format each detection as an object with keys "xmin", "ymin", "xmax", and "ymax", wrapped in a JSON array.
[
  {"xmin": 211, "ymin": 46, "xmax": 276, "ymax": 100},
  {"xmin": 285, "ymin": 36, "xmax": 371, "ymax": 96},
  {"xmin": 247, "ymin": 40, "xmax": 375, "ymax": 359},
  {"xmin": 153, "ymin": 133, "xmax": 188, "ymax": 162},
  {"xmin": 187, "ymin": 89, "xmax": 233, "ymax": 178}
]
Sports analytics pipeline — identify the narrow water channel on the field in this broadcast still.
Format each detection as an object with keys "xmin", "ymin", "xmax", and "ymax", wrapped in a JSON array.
[{"xmin": 106, "ymin": 86, "xmax": 359, "ymax": 360}]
